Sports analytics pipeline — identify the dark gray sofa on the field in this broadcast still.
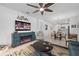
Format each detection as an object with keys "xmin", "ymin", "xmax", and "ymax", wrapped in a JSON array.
[{"xmin": 68, "ymin": 41, "xmax": 79, "ymax": 56}]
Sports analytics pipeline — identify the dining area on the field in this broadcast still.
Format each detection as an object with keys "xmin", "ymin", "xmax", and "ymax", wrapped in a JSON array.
[{"xmin": 51, "ymin": 29, "xmax": 78, "ymax": 47}]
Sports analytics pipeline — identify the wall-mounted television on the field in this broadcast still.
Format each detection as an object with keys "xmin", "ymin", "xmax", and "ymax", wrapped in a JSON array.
[{"xmin": 15, "ymin": 20, "xmax": 31, "ymax": 31}]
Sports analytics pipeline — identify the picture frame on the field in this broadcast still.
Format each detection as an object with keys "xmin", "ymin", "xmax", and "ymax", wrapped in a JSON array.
[
  {"xmin": 71, "ymin": 24, "xmax": 76, "ymax": 28},
  {"xmin": 45, "ymin": 24, "xmax": 48, "ymax": 30}
]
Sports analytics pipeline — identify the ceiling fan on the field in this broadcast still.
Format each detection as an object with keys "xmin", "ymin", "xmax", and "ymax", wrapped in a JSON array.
[{"xmin": 26, "ymin": 3, "xmax": 55, "ymax": 15}]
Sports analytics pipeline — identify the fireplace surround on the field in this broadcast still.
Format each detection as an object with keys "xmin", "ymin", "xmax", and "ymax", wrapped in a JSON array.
[{"xmin": 11, "ymin": 32, "xmax": 36, "ymax": 47}]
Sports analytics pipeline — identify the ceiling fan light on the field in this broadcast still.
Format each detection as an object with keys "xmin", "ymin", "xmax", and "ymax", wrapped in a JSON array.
[{"xmin": 40, "ymin": 8, "xmax": 44, "ymax": 11}]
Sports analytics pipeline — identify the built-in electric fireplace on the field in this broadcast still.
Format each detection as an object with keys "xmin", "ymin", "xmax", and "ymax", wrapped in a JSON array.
[
  {"xmin": 11, "ymin": 32, "xmax": 36, "ymax": 47},
  {"xmin": 20, "ymin": 35, "xmax": 32, "ymax": 44}
]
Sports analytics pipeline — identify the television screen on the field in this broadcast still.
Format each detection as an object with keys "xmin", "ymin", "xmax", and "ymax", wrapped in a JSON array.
[{"xmin": 15, "ymin": 20, "xmax": 31, "ymax": 31}]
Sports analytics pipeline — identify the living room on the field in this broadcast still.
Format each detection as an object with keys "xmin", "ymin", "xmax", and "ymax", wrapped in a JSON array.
[{"xmin": 0, "ymin": 3, "xmax": 79, "ymax": 56}]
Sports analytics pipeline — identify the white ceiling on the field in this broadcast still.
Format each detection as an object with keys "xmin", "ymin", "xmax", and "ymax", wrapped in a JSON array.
[{"xmin": 0, "ymin": 3, "xmax": 79, "ymax": 24}]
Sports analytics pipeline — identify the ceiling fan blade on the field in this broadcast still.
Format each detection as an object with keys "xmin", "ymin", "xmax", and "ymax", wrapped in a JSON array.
[
  {"xmin": 39, "ymin": 3, "xmax": 43, "ymax": 7},
  {"xmin": 32, "ymin": 10, "xmax": 39, "ymax": 13},
  {"xmin": 26, "ymin": 4, "xmax": 39, "ymax": 8},
  {"xmin": 40, "ymin": 11, "xmax": 44, "ymax": 15},
  {"xmin": 44, "ymin": 3, "xmax": 55, "ymax": 8},
  {"xmin": 45, "ymin": 9, "xmax": 53, "ymax": 12}
]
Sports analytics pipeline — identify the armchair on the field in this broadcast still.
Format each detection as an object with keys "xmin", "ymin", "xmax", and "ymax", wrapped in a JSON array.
[{"xmin": 68, "ymin": 41, "xmax": 79, "ymax": 56}]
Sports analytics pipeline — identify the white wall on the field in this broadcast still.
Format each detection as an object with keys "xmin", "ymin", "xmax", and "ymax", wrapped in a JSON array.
[
  {"xmin": 38, "ymin": 19, "xmax": 52, "ymax": 42},
  {"xmin": 0, "ymin": 5, "xmax": 52, "ymax": 46}
]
